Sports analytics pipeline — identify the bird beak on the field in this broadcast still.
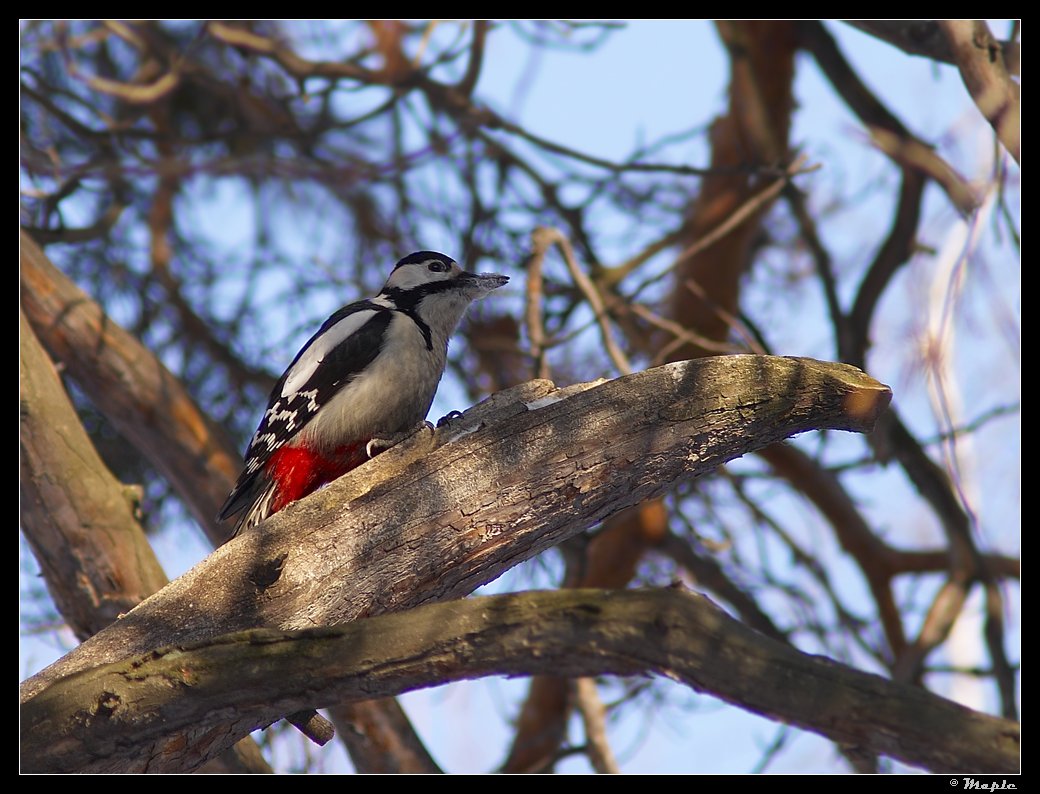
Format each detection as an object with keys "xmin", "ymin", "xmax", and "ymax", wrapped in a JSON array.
[{"xmin": 461, "ymin": 271, "xmax": 509, "ymax": 295}]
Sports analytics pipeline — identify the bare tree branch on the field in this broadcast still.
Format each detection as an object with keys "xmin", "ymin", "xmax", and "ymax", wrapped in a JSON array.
[
  {"xmin": 939, "ymin": 20, "xmax": 1021, "ymax": 165},
  {"xmin": 20, "ymin": 308, "xmax": 272, "ymax": 774},
  {"xmin": 573, "ymin": 678, "xmax": 620, "ymax": 774},
  {"xmin": 327, "ymin": 700, "xmax": 443, "ymax": 774},
  {"xmin": 20, "ymin": 310, "xmax": 168, "ymax": 639},
  {"xmin": 845, "ymin": 21, "xmax": 1020, "ymax": 76},
  {"xmin": 799, "ymin": 21, "xmax": 980, "ymax": 214},
  {"xmin": 19, "ymin": 20, "xmax": 1018, "ymax": 773},
  {"xmin": 20, "ymin": 355, "xmax": 891, "ymax": 769},
  {"xmin": 22, "ymin": 589, "xmax": 1018, "ymax": 774},
  {"xmin": 532, "ymin": 226, "xmax": 632, "ymax": 375},
  {"xmin": 21, "ymin": 230, "xmax": 241, "ymax": 546}
]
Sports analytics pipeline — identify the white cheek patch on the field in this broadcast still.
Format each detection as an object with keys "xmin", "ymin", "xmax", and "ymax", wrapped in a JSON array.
[
  {"xmin": 385, "ymin": 262, "xmax": 456, "ymax": 290},
  {"xmin": 281, "ymin": 310, "xmax": 379, "ymax": 397}
]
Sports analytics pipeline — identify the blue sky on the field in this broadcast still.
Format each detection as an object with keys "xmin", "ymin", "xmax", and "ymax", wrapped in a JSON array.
[{"xmin": 21, "ymin": 21, "xmax": 1019, "ymax": 774}]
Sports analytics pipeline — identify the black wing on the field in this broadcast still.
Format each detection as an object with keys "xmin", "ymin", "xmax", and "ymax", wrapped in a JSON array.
[{"xmin": 217, "ymin": 302, "xmax": 392, "ymax": 520}]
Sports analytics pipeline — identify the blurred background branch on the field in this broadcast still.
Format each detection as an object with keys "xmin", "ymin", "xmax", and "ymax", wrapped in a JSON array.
[{"xmin": 20, "ymin": 20, "xmax": 1019, "ymax": 774}]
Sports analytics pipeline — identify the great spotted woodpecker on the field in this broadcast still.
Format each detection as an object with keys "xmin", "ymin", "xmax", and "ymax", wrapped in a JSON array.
[{"xmin": 218, "ymin": 251, "xmax": 508, "ymax": 535}]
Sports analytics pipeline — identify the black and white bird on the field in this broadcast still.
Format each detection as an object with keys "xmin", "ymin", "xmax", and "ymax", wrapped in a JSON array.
[{"xmin": 218, "ymin": 251, "xmax": 508, "ymax": 535}]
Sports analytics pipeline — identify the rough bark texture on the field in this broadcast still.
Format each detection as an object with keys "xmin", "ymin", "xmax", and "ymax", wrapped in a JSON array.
[
  {"xmin": 22, "ymin": 356, "xmax": 891, "ymax": 697},
  {"xmin": 21, "ymin": 232, "xmax": 435, "ymax": 771},
  {"xmin": 20, "ymin": 310, "xmax": 169, "ymax": 636},
  {"xmin": 22, "ymin": 589, "xmax": 1018, "ymax": 774},
  {"xmin": 19, "ymin": 356, "xmax": 894, "ymax": 771},
  {"xmin": 20, "ymin": 308, "xmax": 273, "ymax": 774}
]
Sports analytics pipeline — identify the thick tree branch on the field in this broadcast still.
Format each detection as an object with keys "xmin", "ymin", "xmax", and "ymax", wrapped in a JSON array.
[
  {"xmin": 845, "ymin": 21, "xmax": 1020, "ymax": 76},
  {"xmin": 20, "ymin": 310, "xmax": 168, "ymax": 638},
  {"xmin": 939, "ymin": 20, "xmax": 1021, "ymax": 165},
  {"xmin": 22, "ymin": 589, "xmax": 1018, "ymax": 774},
  {"xmin": 20, "ymin": 230, "xmax": 241, "ymax": 545},
  {"xmin": 22, "ymin": 355, "xmax": 891, "ymax": 700},
  {"xmin": 20, "ymin": 309, "xmax": 272, "ymax": 774},
  {"xmin": 21, "ymin": 356, "xmax": 891, "ymax": 770}
]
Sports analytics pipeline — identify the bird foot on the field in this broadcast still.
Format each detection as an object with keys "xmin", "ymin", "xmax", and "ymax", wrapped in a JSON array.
[
  {"xmin": 436, "ymin": 410, "xmax": 464, "ymax": 428},
  {"xmin": 366, "ymin": 421, "xmax": 435, "ymax": 458}
]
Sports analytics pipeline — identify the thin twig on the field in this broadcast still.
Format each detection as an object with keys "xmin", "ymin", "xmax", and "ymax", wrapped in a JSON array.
[
  {"xmin": 532, "ymin": 227, "xmax": 632, "ymax": 376},
  {"xmin": 628, "ymin": 155, "xmax": 814, "ymax": 301},
  {"xmin": 572, "ymin": 678, "xmax": 620, "ymax": 774},
  {"xmin": 628, "ymin": 303, "xmax": 744, "ymax": 358},
  {"xmin": 523, "ymin": 244, "xmax": 552, "ymax": 380},
  {"xmin": 456, "ymin": 21, "xmax": 488, "ymax": 97},
  {"xmin": 892, "ymin": 576, "xmax": 970, "ymax": 684},
  {"xmin": 783, "ymin": 182, "xmax": 850, "ymax": 360},
  {"xmin": 848, "ymin": 170, "xmax": 926, "ymax": 368},
  {"xmin": 673, "ymin": 155, "xmax": 813, "ymax": 270},
  {"xmin": 680, "ymin": 279, "xmax": 768, "ymax": 355}
]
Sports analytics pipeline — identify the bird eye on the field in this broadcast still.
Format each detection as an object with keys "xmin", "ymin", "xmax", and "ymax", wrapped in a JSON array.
[{"xmin": 428, "ymin": 260, "xmax": 451, "ymax": 273}]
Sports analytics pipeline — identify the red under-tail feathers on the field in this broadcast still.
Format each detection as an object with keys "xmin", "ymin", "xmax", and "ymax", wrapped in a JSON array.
[{"xmin": 265, "ymin": 441, "xmax": 370, "ymax": 515}]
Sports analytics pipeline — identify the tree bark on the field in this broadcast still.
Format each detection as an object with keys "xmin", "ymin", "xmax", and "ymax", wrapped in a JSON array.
[
  {"xmin": 20, "ymin": 230, "xmax": 242, "ymax": 546},
  {"xmin": 940, "ymin": 20, "xmax": 1021, "ymax": 165},
  {"xmin": 20, "ymin": 310, "xmax": 169, "ymax": 636},
  {"xmin": 20, "ymin": 309, "xmax": 272, "ymax": 773},
  {"xmin": 21, "ymin": 354, "xmax": 894, "ymax": 771},
  {"xmin": 22, "ymin": 589, "xmax": 1017, "ymax": 773}
]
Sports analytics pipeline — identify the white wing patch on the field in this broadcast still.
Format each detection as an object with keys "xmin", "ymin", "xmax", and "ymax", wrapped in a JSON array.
[{"xmin": 281, "ymin": 310, "xmax": 379, "ymax": 397}]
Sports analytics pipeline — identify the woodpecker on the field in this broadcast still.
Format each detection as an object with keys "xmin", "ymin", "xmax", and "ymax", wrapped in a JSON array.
[{"xmin": 218, "ymin": 251, "xmax": 508, "ymax": 535}]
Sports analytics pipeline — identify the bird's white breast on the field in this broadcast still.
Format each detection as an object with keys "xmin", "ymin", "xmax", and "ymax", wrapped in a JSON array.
[{"xmin": 296, "ymin": 311, "xmax": 447, "ymax": 452}]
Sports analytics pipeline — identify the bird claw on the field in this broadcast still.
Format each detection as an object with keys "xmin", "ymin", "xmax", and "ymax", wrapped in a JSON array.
[
  {"xmin": 366, "ymin": 421, "xmax": 435, "ymax": 458},
  {"xmin": 436, "ymin": 410, "xmax": 464, "ymax": 428}
]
